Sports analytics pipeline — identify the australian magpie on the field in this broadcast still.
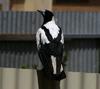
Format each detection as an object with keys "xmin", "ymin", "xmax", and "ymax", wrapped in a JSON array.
[{"xmin": 36, "ymin": 10, "xmax": 66, "ymax": 80}]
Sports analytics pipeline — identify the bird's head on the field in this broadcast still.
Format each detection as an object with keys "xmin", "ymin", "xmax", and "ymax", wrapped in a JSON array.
[{"xmin": 37, "ymin": 9, "xmax": 54, "ymax": 24}]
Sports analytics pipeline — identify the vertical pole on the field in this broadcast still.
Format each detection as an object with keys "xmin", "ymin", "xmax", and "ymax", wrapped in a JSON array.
[
  {"xmin": 24, "ymin": 0, "xmax": 52, "ymax": 11},
  {"xmin": 37, "ymin": 70, "xmax": 60, "ymax": 89}
]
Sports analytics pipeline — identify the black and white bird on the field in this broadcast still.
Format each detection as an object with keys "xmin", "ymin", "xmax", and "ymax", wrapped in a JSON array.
[{"xmin": 36, "ymin": 10, "xmax": 66, "ymax": 80}]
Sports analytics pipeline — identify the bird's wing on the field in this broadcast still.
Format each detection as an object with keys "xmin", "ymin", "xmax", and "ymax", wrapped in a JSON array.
[
  {"xmin": 36, "ymin": 26, "xmax": 66, "ymax": 80},
  {"xmin": 36, "ymin": 28, "xmax": 50, "ymax": 50},
  {"xmin": 38, "ymin": 41, "xmax": 66, "ymax": 80}
]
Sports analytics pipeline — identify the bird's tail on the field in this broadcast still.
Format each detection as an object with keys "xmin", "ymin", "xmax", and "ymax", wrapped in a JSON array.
[{"xmin": 42, "ymin": 55, "xmax": 66, "ymax": 81}]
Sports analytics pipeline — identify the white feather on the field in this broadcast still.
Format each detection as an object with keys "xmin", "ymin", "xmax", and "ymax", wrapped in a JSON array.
[
  {"xmin": 51, "ymin": 55, "xmax": 57, "ymax": 74},
  {"xmin": 44, "ymin": 20, "xmax": 60, "ymax": 39},
  {"xmin": 36, "ymin": 19, "xmax": 64, "ymax": 49},
  {"xmin": 36, "ymin": 28, "xmax": 50, "ymax": 49},
  {"xmin": 60, "ymin": 64, "xmax": 63, "ymax": 72},
  {"xmin": 60, "ymin": 33, "xmax": 64, "ymax": 44}
]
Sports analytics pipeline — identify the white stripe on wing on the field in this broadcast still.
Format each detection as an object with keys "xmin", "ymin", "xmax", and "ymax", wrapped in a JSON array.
[{"xmin": 51, "ymin": 55, "xmax": 56, "ymax": 74}]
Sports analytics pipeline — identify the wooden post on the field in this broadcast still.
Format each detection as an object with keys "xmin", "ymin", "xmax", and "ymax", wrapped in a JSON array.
[
  {"xmin": 37, "ymin": 70, "xmax": 60, "ymax": 89},
  {"xmin": 10, "ymin": 0, "xmax": 52, "ymax": 11},
  {"xmin": 24, "ymin": 0, "xmax": 52, "ymax": 11}
]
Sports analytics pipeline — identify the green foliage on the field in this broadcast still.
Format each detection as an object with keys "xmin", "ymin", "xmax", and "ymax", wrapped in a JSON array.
[{"xmin": 21, "ymin": 64, "xmax": 29, "ymax": 69}]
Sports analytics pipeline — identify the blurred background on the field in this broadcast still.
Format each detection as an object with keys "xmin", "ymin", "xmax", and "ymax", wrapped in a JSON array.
[
  {"xmin": 0, "ymin": 0, "xmax": 100, "ymax": 11},
  {"xmin": 0, "ymin": 1, "xmax": 100, "ymax": 89},
  {"xmin": 0, "ymin": 0, "xmax": 100, "ymax": 74}
]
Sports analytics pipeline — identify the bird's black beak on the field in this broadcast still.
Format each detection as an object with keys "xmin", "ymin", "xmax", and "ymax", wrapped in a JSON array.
[
  {"xmin": 37, "ymin": 10, "xmax": 42, "ymax": 14},
  {"xmin": 37, "ymin": 10, "xmax": 45, "ymax": 16}
]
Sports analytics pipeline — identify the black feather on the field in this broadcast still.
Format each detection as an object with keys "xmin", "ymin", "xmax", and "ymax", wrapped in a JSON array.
[
  {"xmin": 37, "ymin": 10, "xmax": 66, "ymax": 80},
  {"xmin": 38, "ymin": 26, "xmax": 66, "ymax": 80}
]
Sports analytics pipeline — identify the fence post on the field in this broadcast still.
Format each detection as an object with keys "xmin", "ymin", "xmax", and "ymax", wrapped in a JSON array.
[
  {"xmin": 17, "ymin": 69, "xmax": 33, "ymax": 89},
  {"xmin": 2, "ymin": 68, "xmax": 17, "ymax": 89},
  {"xmin": 37, "ymin": 70, "xmax": 60, "ymax": 89},
  {"xmin": 24, "ymin": 0, "xmax": 52, "ymax": 11}
]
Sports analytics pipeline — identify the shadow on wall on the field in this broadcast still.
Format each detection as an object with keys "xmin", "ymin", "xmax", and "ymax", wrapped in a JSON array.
[{"xmin": 0, "ymin": 41, "xmax": 40, "ymax": 68}]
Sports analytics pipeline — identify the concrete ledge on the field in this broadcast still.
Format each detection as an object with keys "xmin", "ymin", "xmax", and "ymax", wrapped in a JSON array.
[{"xmin": 0, "ymin": 68, "xmax": 99, "ymax": 89}]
